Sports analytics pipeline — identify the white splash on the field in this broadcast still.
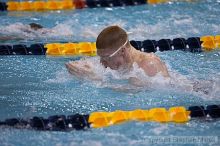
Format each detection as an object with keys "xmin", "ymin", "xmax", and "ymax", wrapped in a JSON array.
[
  {"xmin": 66, "ymin": 56, "xmax": 220, "ymax": 99},
  {"xmin": 45, "ymin": 23, "xmax": 74, "ymax": 38},
  {"xmin": 0, "ymin": 22, "xmax": 74, "ymax": 41},
  {"xmin": 45, "ymin": 70, "xmax": 73, "ymax": 83}
]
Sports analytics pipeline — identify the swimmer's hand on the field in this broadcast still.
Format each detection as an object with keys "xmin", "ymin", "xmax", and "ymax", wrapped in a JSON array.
[{"xmin": 65, "ymin": 61, "xmax": 102, "ymax": 81}]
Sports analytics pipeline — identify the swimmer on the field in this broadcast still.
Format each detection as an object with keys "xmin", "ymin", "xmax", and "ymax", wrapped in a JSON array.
[
  {"xmin": 66, "ymin": 26, "xmax": 217, "ymax": 95},
  {"xmin": 0, "ymin": 23, "xmax": 50, "ymax": 42},
  {"xmin": 66, "ymin": 25, "xmax": 169, "ymax": 84}
]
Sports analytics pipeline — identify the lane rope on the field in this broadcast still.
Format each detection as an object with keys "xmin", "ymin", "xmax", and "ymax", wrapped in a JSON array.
[
  {"xmin": 0, "ymin": 0, "xmax": 197, "ymax": 12},
  {"xmin": 0, "ymin": 104, "xmax": 219, "ymax": 131},
  {"xmin": 0, "ymin": 35, "xmax": 219, "ymax": 56}
]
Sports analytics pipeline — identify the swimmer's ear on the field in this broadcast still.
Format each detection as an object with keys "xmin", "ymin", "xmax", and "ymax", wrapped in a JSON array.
[
  {"xmin": 121, "ymin": 47, "xmax": 125, "ymax": 53},
  {"xmin": 121, "ymin": 47, "xmax": 128, "ymax": 56}
]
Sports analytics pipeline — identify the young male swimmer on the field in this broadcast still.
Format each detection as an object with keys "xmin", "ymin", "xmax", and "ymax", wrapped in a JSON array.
[
  {"xmin": 66, "ymin": 25, "xmax": 169, "ymax": 82},
  {"xmin": 65, "ymin": 25, "xmax": 217, "ymax": 95}
]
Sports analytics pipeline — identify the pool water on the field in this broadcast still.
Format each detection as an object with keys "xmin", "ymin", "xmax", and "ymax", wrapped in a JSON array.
[{"xmin": 0, "ymin": 0, "xmax": 220, "ymax": 146}]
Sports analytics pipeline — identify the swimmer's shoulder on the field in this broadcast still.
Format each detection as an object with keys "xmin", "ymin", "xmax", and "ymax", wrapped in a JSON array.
[
  {"xmin": 137, "ymin": 51, "xmax": 170, "ymax": 77},
  {"xmin": 132, "ymin": 48, "xmax": 162, "ymax": 65},
  {"xmin": 133, "ymin": 52, "xmax": 156, "ymax": 76},
  {"xmin": 138, "ymin": 51, "xmax": 157, "ymax": 62}
]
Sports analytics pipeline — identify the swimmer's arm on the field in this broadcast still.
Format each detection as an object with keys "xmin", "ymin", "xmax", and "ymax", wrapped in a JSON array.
[
  {"xmin": 109, "ymin": 78, "xmax": 150, "ymax": 93},
  {"xmin": 41, "ymin": 29, "xmax": 52, "ymax": 34},
  {"xmin": 65, "ymin": 61, "xmax": 102, "ymax": 81},
  {"xmin": 128, "ymin": 77, "xmax": 146, "ymax": 87}
]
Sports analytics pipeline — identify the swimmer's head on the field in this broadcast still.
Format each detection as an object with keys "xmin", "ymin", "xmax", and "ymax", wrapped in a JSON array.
[
  {"xmin": 96, "ymin": 25, "xmax": 133, "ymax": 70},
  {"xmin": 29, "ymin": 23, "xmax": 43, "ymax": 30}
]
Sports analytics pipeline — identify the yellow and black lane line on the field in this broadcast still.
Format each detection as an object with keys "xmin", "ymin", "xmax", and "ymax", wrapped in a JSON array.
[{"xmin": 0, "ymin": 104, "xmax": 219, "ymax": 131}]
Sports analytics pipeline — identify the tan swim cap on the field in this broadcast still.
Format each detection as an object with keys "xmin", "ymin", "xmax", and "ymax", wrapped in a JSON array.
[{"xmin": 96, "ymin": 25, "xmax": 128, "ymax": 50}]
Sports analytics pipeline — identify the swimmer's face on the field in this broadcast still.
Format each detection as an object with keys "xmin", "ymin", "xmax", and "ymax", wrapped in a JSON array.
[{"xmin": 98, "ymin": 47, "xmax": 128, "ymax": 70}]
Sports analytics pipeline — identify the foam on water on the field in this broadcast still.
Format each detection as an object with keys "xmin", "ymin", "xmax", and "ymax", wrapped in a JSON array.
[
  {"xmin": 45, "ymin": 70, "xmax": 73, "ymax": 83},
  {"xmin": 0, "ymin": 22, "xmax": 74, "ymax": 42},
  {"xmin": 64, "ymin": 56, "xmax": 220, "ymax": 99}
]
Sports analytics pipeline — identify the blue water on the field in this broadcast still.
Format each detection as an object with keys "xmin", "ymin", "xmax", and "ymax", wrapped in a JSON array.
[{"xmin": 0, "ymin": 0, "xmax": 220, "ymax": 146}]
